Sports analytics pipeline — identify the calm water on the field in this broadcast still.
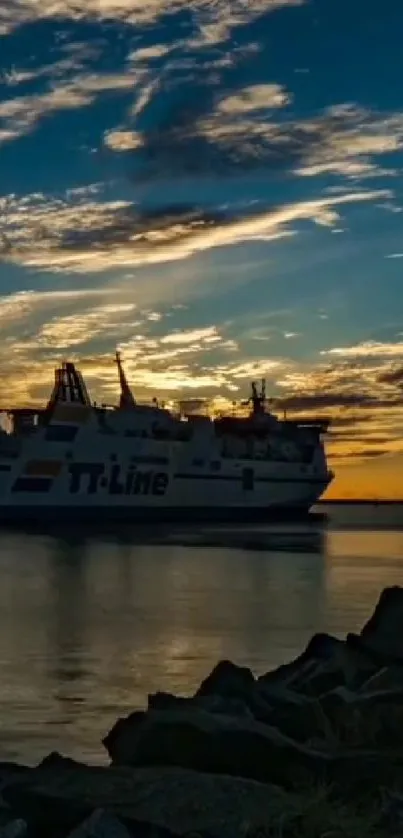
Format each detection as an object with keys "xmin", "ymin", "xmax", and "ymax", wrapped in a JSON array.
[{"xmin": 0, "ymin": 503, "xmax": 402, "ymax": 765}]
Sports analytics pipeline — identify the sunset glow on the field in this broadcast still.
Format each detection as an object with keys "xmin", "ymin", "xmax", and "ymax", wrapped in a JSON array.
[{"xmin": 0, "ymin": 0, "xmax": 402, "ymax": 499}]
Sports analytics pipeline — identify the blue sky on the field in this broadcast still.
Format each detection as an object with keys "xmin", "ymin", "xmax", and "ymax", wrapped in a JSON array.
[{"xmin": 1, "ymin": 0, "xmax": 403, "ymax": 494}]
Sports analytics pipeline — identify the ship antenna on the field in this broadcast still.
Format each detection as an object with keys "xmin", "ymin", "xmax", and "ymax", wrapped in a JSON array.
[{"xmin": 115, "ymin": 350, "xmax": 136, "ymax": 409}]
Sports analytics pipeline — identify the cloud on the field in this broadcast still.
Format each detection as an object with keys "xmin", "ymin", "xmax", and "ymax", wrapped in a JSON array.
[
  {"xmin": 378, "ymin": 365, "xmax": 403, "ymax": 385},
  {"xmin": 217, "ymin": 84, "xmax": 291, "ymax": 114},
  {"xmin": 0, "ymin": 286, "xmax": 118, "ymax": 329},
  {"xmin": 0, "ymin": 188, "xmax": 390, "ymax": 275},
  {"xmin": 128, "ymin": 91, "xmax": 403, "ymax": 182},
  {"xmin": 273, "ymin": 353, "xmax": 403, "ymax": 463},
  {"xmin": 0, "ymin": 0, "xmax": 304, "ymax": 37},
  {"xmin": 35, "ymin": 303, "xmax": 138, "ymax": 349},
  {"xmin": 321, "ymin": 340, "xmax": 403, "ymax": 358},
  {"xmin": 104, "ymin": 130, "xmax": 143, "ymax": 151},
  {"xmin": 160, "ymin": 326, "xmax": 220, "ymax": 345},
  {"xmin": 275, "ymin": 392, "xmax": 375, "ymax": 411},
  {"xmin": 293, "ymin": 106, "xmax": 403, "ymax": 180},
  {"xmin": 0, "ymin": 70, "xmax": 143, "ymax": 144}
]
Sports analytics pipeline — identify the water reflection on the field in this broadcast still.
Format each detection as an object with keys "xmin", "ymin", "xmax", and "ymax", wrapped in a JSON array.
[{"xmin": 0, "ymin": 507, "xmax": 400, "ymax": 764}]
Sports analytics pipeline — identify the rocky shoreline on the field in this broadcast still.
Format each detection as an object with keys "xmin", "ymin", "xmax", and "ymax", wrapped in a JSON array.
[{"xmin": 2, "ymin": 585, "xmax": 403, "ymax": 837}]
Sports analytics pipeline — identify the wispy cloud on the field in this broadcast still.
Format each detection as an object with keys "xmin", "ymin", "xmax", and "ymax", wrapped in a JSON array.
[
  {"xmin": 0, "ymin": 70, "xmax": 143, "ymax": 144},
  {"xmin": 321, "ymin": 340, "xmax": 403, "ymax": 358},
  {"xmin": 0, "ymin": 0, "xmax": 304, "ymax": 36},
  {"xmin": 0, "ymin": 188, "xmax": 390, "ymax": 275}
]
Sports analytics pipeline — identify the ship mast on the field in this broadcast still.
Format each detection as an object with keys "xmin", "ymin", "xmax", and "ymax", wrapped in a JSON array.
[{"xmin": 115, "ymin": 351, "xmax": 136, "ymax": 409}]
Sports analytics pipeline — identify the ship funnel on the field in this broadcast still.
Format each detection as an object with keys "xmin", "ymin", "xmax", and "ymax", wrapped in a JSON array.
[{"xmin": 46, "ymin": 361, "xmax": 92, "ymax": 411}]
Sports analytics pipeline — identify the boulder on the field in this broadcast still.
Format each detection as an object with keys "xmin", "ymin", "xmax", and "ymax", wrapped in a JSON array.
[
  {"xmin": 147, "ymin": 691, "xmax": 253, "ymax": 720},
  {"xmin": 103, "ymin": 706, "xmax": 331, "ymax": 788},
  {"xmin": 257, "ymin": 633, "xmax": 341, "ymax": 689},
  {"xmin": 149, "ymin": 685, "xmax": 326, "ymax": 746},
  {"xmin": 318, "ymin": 685, "xmax": 403, "ymax": 748},
  {"xmin": 348, "ymin": 586, "xmax": 403, "ymax": 666},
  {"xmin": 358, "ymin": 666, "xmax": 403, "ymax": 693},
  {"xmin": 258, "ymin": 633, "xmax": 376, "ymax": 697},
  {"xmin": 251, "ymin": 685, "xmax": 325, "ymax": 743},
  {"xmin": 0, "ymin": 821, "xmax": 27, "ymax": 838},
  {"xmin": 2, "ymin": 756, "xmax": 290, "ymax": 838},
  {"xmin": 194, "ymin": 660, "xmax": 255, "ymax": 700},
  {"xmin": 67, "ymin": 809, "xmax": 132, "ymax": 838},
  {"xmin": 0, "ymin": 765, "xmax": 30, "ymax": 794}
]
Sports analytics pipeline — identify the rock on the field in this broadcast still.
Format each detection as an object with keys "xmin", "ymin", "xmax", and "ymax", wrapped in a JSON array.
[
  {"xmin": 258, "ymin": 634, "xmax": 376, "ymax": 697},
  {"xmin": 148, "ymin": 691, "xmax": 253, "ymax": 720},
  {"xmin": 103, "ymin": 713, "xmax": 146, "ymax": 767},
  {"xmin": 0, "ymin": 765, "xmax": 30, "ymax": 794},
  {"xmin": 3, "ymin": 757, "xmax": 290, "ymax": 838},
  {"xmin": 251, "ymin": 685, "xmax": 324, "ymax": 743},
  {"xmin": 348, "ymin": 586, "xmax": 403, "ymax": 666},
  {"xmin": 318, "ymin": 685, "xmax": 403, "ymax": 748},
  {"xmin": 380, "ymin": 788, "xmax": 403, "ymax": 830},
  {"xmin": 194, "ymin": 660, "xmax": 255, "ymax": 700},
  {"xmin": 67, "ymin": 809, "xmax": 132, "ymax": 838},
  {"xmin": 150, "ymin": 684, "xmax": 331, "ymax": 747},
  {"xmin": 103, "ymin": 706, "xmax": 333, "ymax": 788},
  {"xmin": 358, "ymin": 665, "xmax": 403, "ymax": 693},
  {"xmin": 258, "ymin": 633, "xmax": 342, "ymax": 687},
  {"xmin": 0, "ymin": 822, "xmax": 27, "ymax": 838}
]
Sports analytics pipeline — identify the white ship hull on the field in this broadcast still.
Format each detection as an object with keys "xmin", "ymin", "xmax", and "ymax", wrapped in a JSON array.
[{"xmin": 0, "ymin": 440, "xmax": 331, "ymax": 523}]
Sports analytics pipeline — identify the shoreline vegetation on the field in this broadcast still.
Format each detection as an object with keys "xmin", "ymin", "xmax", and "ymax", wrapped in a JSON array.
[{"xmin": 2, "ymin": 587, "xmax": 403, "ymax": 836}]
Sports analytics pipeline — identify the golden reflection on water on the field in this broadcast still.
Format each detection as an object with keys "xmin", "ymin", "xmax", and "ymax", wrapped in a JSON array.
[{"xmin": 0, "ymin": 507, "xmax": 400, "ymax": 764}]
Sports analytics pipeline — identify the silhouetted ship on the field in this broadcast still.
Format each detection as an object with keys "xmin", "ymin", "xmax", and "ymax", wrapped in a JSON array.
[{"xmin": 0, "ymin": 355, "xmax": 333, "ymax": 523}]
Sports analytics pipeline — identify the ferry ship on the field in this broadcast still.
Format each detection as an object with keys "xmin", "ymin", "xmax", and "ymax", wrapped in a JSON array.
[{"xmin": 0, "ymin": 355, "xmax": 334, "ymax": 523}]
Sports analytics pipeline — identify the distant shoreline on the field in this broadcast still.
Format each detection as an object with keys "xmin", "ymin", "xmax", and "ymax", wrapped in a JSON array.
[{"xmin": 319, "ymin": 499, "xmax": 403, "ymax": 505}]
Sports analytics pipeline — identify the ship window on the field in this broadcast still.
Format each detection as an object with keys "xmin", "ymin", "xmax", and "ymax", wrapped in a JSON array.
[
  {"xmin": 193, "ymin": 458, "xmax": 204, "ymax": 467},
  {"xmin": 210, "ymin": 461, "xmax": 221, "ymax": 470}
]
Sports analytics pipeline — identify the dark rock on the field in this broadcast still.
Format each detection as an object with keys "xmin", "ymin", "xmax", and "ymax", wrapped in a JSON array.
[
  {"xmin": 37, "ymin": 752, "xmax": 79, "ymax": 771},
  {"xmin": 0, "ymin": 821, "xmax": 27, "ymax": 838},
  {"xmin": 103, "ymin": 713, "xmax": 146, "ymax": 767},
  {"xmin": 2, "ymin": 758, "xmax": 290, "ymax": 838},
  {"xmin": 348, "ymin": 586, "xmax": 403, "ymax": 666},
  {"xmin": 380, "ymin": 788, "xmax": 403, "ymax": 830},
  {"xmin": 194, "ymin": 660, "xmax": 255, "ymax": 700},
  {"xmin": 0, "ymin": 765, "xmax": 30, "ymax": 794},
  {"xmin": 259, "ymin": 634, "xmax": 376, "ymax": 698},
  {"xmin": 251, "ymin": 685, "xmax": 324, "ymax": 743},
  {"xmin": 358, "ymin": 665, "xmax": 403, "ymax": 693},
  {"xmin": 304, "ymin": 633, "xmax": 344, "ymax": 661},
  {"xmin": 318, "ymin": 685, "xmax": 403, "ymax": 748},
  {"xmin": 102, "ymin": 703, "xmax": 403, "ymax": 796},
  {"xmin": 102, "ymin": 706, "xmax": 334, "ymax": 787},
  {"xmin": 258, "ymin": 633, "xmax": 342, "ymax": 687},
  {"xmin": 148, "ymin": 691, "xmax": 253, "ymax": 720},
  {"xmin": 67, "ymin": 809, "xmax": 132, "ymax": 838},
  {"xmin": 150, "ymin": 686, "xmax": 324, "ymax": 746}
]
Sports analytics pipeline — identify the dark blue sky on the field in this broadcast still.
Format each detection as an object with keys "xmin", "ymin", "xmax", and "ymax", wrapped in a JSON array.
[{"xmin": 0, "ymin": 0, "xmax": 403, "ymax": 492}]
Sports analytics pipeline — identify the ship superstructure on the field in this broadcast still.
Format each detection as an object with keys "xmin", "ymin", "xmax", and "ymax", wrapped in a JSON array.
[{"xmin": 0, "ymin": 359, "xmax": 334, "ymax": 522}]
